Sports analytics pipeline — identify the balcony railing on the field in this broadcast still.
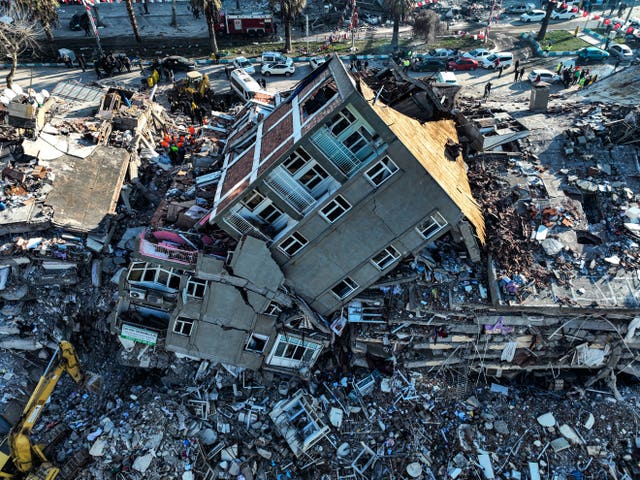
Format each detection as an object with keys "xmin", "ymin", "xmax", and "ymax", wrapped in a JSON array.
[
  {"xmin": 138, "ymin": 235, "xmax": 198, "ymax": 266},
  {"xmin": 223, "ymin": 212, "xmax": 271, "ymax": 241},
  {"xmin": 265, "ymin": 167, "xmax": 317, "ymax": 213}
]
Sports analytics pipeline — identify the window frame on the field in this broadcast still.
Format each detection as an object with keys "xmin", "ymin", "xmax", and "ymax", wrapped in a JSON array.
[
  {"xmin": 417, "ymin": 212, "xmax": 448, "ymax": 240},
  {"xmin": 331, "ymin": 276, "xmax": 359, "ymax": 299},
  {"xmin": 185, "ymin": 278, "xmax": 207, "ymax": 299},
  {"xmin": 371, "ymin": 245, "xmax": 401, "ymax": 270},
  {"xmin": 278, "ymin": 232, "xmax": 309, "ymax": 257},
  {"xmin": 269, "ymin": 334, "xmax": 322, "ymax": 365},
  {"xmin": 245, "ymin": 333, "xmax": 270, "ymax": 353},
  {"xmin": 319, "ymin": 195, "xmax": 351, "ymax": 223},
  {"xmin": 365, "ymin": 156, "xmax": 399, "ymax": 187},
  {"xmin": 173, "ymin": 316, "xmax": 195, "ymax": 336}
]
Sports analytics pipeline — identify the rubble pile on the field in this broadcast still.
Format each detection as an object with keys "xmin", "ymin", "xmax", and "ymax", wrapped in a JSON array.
[{"xmin": 24, "ymin": 349, "xmax": 640, "ymax": 480}]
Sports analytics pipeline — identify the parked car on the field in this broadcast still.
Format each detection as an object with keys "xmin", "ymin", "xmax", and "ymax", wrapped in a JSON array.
[
  {"xmin": 232, "ymin": 56, "xmax": 255, "ymax": 74},
  {"xmin": 551, "ymin": 8, "xmax": 578, "ymax": 20},
  {"xmin": 435, "ymin": 71, "xmax": 459, "ymax": 85},
  {"xmin": 520, "ymin": 9, "xmax": 547, "ymax": 22},
  {"xmin": 462, "ymin": 48, "xmax": 493, "ymax": 61},
  {"xmin": 161, "ymin": 56, "xmax": 197, "ymax": 71},
  {"xmin": 575, "ymin": 47, "xmax": 610, "ymax": 62},
  {"xmin": 447, "ymin": 57, "xmax": 479, "ymax": 71},
  {"xmin": 504, "ymin": 2, "xmax": 535, "ymax": 14},
  {"xmin": 261, "ymin": 51, "xmax": 288, "ymax": 65},
  {"xmin": 528, "ymin": 69, "xmax": 560, "ymax": 83},
  {"xmin": 481, "ymin": 52, "xmax": 514, "ymax": 69},
  {"xmin": 608, "ymin": 43, "xmax": 634, "ymax": 59},
  {"xmin": 261, "ymin": 59, "xmax": 295, "ymax": 76},
  {"xmin": 309, "ymin": 56, "xmax": 327, "ymax": 70},
  {"xmin": 422, "ymin": 48, "xmax": 457, "ymax": 61},
  {"xmin": 411, "ymin": 57, "xmax": 447, "ymax": 72},
  {"xmin": 362, "ymin": 13, "xmax": 380, "ymax": 25}
]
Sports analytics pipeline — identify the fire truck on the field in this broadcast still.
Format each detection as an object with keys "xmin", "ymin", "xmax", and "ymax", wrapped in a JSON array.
[{"xmin": 215, "ymin": 12, "xmax": 275, "ymax": 37}]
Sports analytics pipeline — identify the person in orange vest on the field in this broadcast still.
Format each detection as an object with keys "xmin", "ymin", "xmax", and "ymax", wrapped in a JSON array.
[{"xmin": 188, "ymin": 126, "xmax": 196, "ymax": 136}]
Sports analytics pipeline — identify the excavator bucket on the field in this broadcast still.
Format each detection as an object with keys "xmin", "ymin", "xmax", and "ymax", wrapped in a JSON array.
[{"xmin": 83, "ymin": 373, "xmax": 102, "ymax": 394}]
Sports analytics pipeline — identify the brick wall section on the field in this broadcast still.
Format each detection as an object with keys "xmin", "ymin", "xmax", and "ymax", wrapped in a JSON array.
[
  {"xmin": 218, "ymin": 146, "xmax": 255, "ymax": 202},
  {"xmin": 263, "ymin": 102, "xmax": 291, "ymax": 133},
  {"xmin": 217, "ymin": 179, "xmax": 249, "ymax": 214},
  {"xmin": 258, "ymin": 137, "xmax": 295, "ymax": 178},
  {"xmin": 257, "ymin": 113, "xmax": 294, "ymax": 174}
]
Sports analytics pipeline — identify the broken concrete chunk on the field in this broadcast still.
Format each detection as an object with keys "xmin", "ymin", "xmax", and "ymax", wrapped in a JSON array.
[
  {"xmin": 550, "ymin": 437, "xmax": 571, "ymax": 453},
  {"xmin": 406, "ymin": 462, "xmax": 423, "ymax": 478},
  {"xmin": 477, "ymin": 453, "xmax": 495, "ymax": 479},
  {"xmin": 528, "ymin": 462, "xmax": 541, "ymax": 480},
  {"xmin": 89, "ymin": 438, "xmax": 107, "ymax": 457},
  {"xmin": 559, "ymin": 424, "xmax": 583, "ymax": 444},
  {"xmin": 537, "ymin": 412, "xmax": 556, "ymax": 428},
  {"xmin": 584, "ymin": 413, "xmax": 595, "ymax": 430},
  {"xmin": 329, "ymin": 407, "xmax": 344, "ymax": 428},
  {"xmin": 541, "ymin": 238, "xmax": 564, "ymax": 256},
  {"xmin": 132, "ymin": 452, "xmax": 154, "ymax": 473}
]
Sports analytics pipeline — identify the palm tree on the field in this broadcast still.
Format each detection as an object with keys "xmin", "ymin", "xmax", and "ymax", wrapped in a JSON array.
[
  {"xmin": 170, "ymin": 0, "xmax": 177, "ymax": 27},
  {"xmin": 125, "ymin": 0, "xmax": 142, "ymax": 42},
  {"xmin": 16, "ymin": 0, "xmax": 59, "ymax": 42},
  {"xmin": 270, "ymin": 0, "xmax": 307, "ymax": 53},
  {"xmin": 191, "ymin": 0, "xmax": 222, "ymax": 54},
  {"xmin": 384, "ymin": 0, "xmax": 414, "ymax": 51}
]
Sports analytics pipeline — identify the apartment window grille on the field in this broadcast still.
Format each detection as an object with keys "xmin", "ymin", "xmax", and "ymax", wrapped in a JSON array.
[
  {"xmin": 319, "ymin": 195, "xmax": 351, "ymax": 223},
  {"xmin": 371, "ymin": 245, "xmax": 401, "ymax": 270},
  {"xmin": 331, "ymin": 277, "xmax": 358, "ymax": 299},
  {"xmin": 365, "ymin": 156, "xmax": 399, "ymax": 186},
  {"xmin": 417, "ymin": 212, "xmax": 448, "ymax": 239},
  {"xmin": 278, "ymin": 232, "xmax": 309, "ymax": 256},
  {"xmin": 173, "ymin": 316, "xmax": 194, "ymax": 336}
]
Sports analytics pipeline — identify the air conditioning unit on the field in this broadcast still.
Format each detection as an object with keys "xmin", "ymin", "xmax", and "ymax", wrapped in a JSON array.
[{"xmin": 130, "ymin": 288, "xmax": 146, "ymax": 301}]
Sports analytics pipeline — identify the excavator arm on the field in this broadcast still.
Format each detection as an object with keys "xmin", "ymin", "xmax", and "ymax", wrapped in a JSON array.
[{"xmin": 8, "ymin": 341, "xmax": 85, "ymax": 474}]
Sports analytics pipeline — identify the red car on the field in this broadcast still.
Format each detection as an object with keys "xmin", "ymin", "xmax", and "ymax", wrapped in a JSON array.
[{"xmin": 447, "ymin": 58, "xmax": 479, "ymax": 71}]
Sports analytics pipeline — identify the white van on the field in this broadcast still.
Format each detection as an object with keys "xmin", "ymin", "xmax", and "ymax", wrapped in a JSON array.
[
  {"xmin": 435, "ymin": 71, "xmax": 459, "ymax": 85},
  {"xmin": 481, "ymin": 52, "xmax": 514, "ymax": 69},
  {"xmin": 229, "ymin": 68, "xmax": 263, "ymax": 101},
  {"xmin": 261, "ymin": 51, "xmax": 288, "ymax": 65}
]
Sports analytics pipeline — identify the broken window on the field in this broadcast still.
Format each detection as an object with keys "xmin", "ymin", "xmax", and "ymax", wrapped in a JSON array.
[
  {"xmin": 245, "ymin": 333, "xmax": 269, "ymax": 353},
  {"xmin": 365, "ymin": 156, "xmax": 399, "ymax": 186},
  {"xmin": 173, "ymin": 316, "xmax": 194, "ymax": 336},
  {"xmin": 417, "ymin": 212, "xmax": 448, "ymax": 239},
  {"xmin": 269, "ymin": 334, "xmax": 322, "ymax": 366},
  {"xmin": 328, "ymin": 108, "xmax": 356, "ymax": 136},
  {"xmin": 301, "ymin": 80, "xmax": 338, "ymax": 118},
  {"xmin": 278, "ymin": 232, "xmax": 308, "ymax": 256},
  {"xmin": 263, "ymin": 301, "xmax": 283, "ymax": 316},
  {"xmin": 185, "ymin": 277, "xmax": 207, "ymax": 299},
  {"xmin": 331, "ymin": 277, "xmax": 358, "ymax": 299},
  {"xmin": 371, "ymin": 245, "xmax": 401, "ymax": 270},
  {"xmin": 242, "ymin": 190, "xmax": 284, "ymax": 224},
  {"xmin": 320, "ymin": 195, "xmax": 351, "ymax": 223},
  {"xmin": 127, "ymin": 262, "xmax": 181, "ymax": 291}
]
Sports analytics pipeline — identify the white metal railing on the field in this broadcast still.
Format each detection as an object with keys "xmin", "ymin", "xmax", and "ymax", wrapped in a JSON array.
[
  {"xmin": 265, "ymin": 167, "xmax": 316, "ymax": 213},
  {"xmin": 224, "ymin": 212, "xmax": 271, "ymax": 241},
  {"xmin": 311, "ymin": 127, "xmax": 362, "ymax": 175}
]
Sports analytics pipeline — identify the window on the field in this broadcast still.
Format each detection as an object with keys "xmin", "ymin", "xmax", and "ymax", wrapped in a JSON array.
[
  {"xmin": 320, "ymin": 195, "xmax": 351, "ymax": 223},
  {"xmin": 243, "ymin": 190, "xmax": 266, "ymax": 211},
  {"xmin": 328, "ymin": 108, "xmax": 356, "ymax": 136},
  {"xmin": 343, "ymin": 127, "xmax": 371, "ymax": 155},
  {"xmin": 331, "ymin": 277, "xmax": 358, "ymax": 299},
  {"xmin": 185, "ymin": 278, "xmax": 207, "ymax": 299},
  {"xmin": 283, "ymin": 149, "xmax": 329, "ymax": 191},
  {"xmin": 283, "ymin": 148, "xmax": 312, "ymax": 175},
  {"xmin": 127, "ymin": 262, "xmax": 181, "ymax": 291},
  {"xmin": 279, "ymin": 232, "xmax": 308, "ymax": 256},
  {"xmin": 365, "ymin": 157, "xmax": 399, "ymax": 186},
  {"xmin": 255, "ymin": 203, "xmax": 282, "ymax": 223},
  {"xmin": 371, "ymin": 245, "xmax": 401, "ymax": 270},
  {"xmin": 173, "ymin": 316, "xmax": 194, "ymax": 336},
  {"xmin": 417, "ymin": 212, "xmax": 448, "ymax": 239},
  {"xmin": 242, "ymin": 190, "xmax": 284, "ymax": 224},
  {"xmin": 245, "ymin": 333, "xmax": 269, "ymax": 353},
  {"xmin": 302, "ymin": 81, "xmax": 338, "ymax": 117},
  {"xmin": 263, "ymin": 301, "xmax": 283, "ymax": 316},
  {"xmin": 269, "ymin": 334, "xmax": 322, "ymax": 365}
]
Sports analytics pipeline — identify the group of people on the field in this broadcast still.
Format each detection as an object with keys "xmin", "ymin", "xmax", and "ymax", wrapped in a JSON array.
[
  {"xmin": 160, "ymin": 126, "xmax": 199, "ymax": 165},
  {"xmin": 556, "ymin": 62, "xmax": 597, "ymax": 89}
]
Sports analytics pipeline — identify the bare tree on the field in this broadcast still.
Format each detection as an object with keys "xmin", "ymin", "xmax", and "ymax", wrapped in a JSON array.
[
  {"xmin": 413, "ymin": 10, "xmax": 442, "ymax": 42},
  {"xmin": 170, "ymin": 0, "xmax": 177, "ymax": 27},
  {"xmin": 125, "ymin": 0, "xmax": 142, "ymax": 42},
  {"xmin": 0, "ymin": 5, "xmax": 42, "ymax": 89},
  {"xmin": 537, "ymin": 0, "xmax": 556, "ymax": 42}
]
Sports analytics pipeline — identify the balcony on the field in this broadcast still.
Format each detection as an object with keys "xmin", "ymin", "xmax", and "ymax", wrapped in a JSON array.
[
  {"xmin": 311, "ymin": 127, "xmax": 385, "ymax": 176},
  {"xmin": 223, "ymin": 212, "xmax": 271, "ymax": 241},
  {"xmin": 137, "ymin": 229, "xmax": 199, "ymax": 268}
]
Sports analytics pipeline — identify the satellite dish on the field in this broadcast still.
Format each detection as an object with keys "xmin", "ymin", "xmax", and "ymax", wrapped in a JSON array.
[
  {"xmin": 34, "ymin": 93, "xmax": 44, "ymax": 105},
  {"xmin": 0, "ymin": 95, "xmax": 9, "ymax": 106},
  {"xmin": 41, "ymin": 89, "xmax": 50, "ymax": 99}
]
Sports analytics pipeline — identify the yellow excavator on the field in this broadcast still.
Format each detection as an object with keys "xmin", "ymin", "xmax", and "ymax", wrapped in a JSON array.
[{"xmin": 0, "ymin": 341, "xmax": 100, "ymax": 480}]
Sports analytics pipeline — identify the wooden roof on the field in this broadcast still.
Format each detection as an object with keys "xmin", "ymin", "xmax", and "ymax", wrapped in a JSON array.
[{"xmin": 361, "ymin": 83, "xmax": 486, "ymax": 244}]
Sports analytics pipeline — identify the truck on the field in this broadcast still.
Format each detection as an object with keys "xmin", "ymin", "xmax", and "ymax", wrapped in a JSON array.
[
  {"xmin": 214, "ymin": 12, "xmax": 275, "ymax": 37},
  {"xmin": 0, "ymin": 341, "xmax": 100, "ymax": 479}
]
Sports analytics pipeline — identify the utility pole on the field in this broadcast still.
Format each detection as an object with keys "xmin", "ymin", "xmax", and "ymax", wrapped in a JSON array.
[
  {"xmin": 485, "ymin": 0, "xmax": 499, "ymax": 42},
  {"xmin": 82, "ymin": 0, "xmax": 103, "ymax": 56},
  {"xmin": 624, "ymin": 0, "xmax": 636, "ymax": 23}
]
